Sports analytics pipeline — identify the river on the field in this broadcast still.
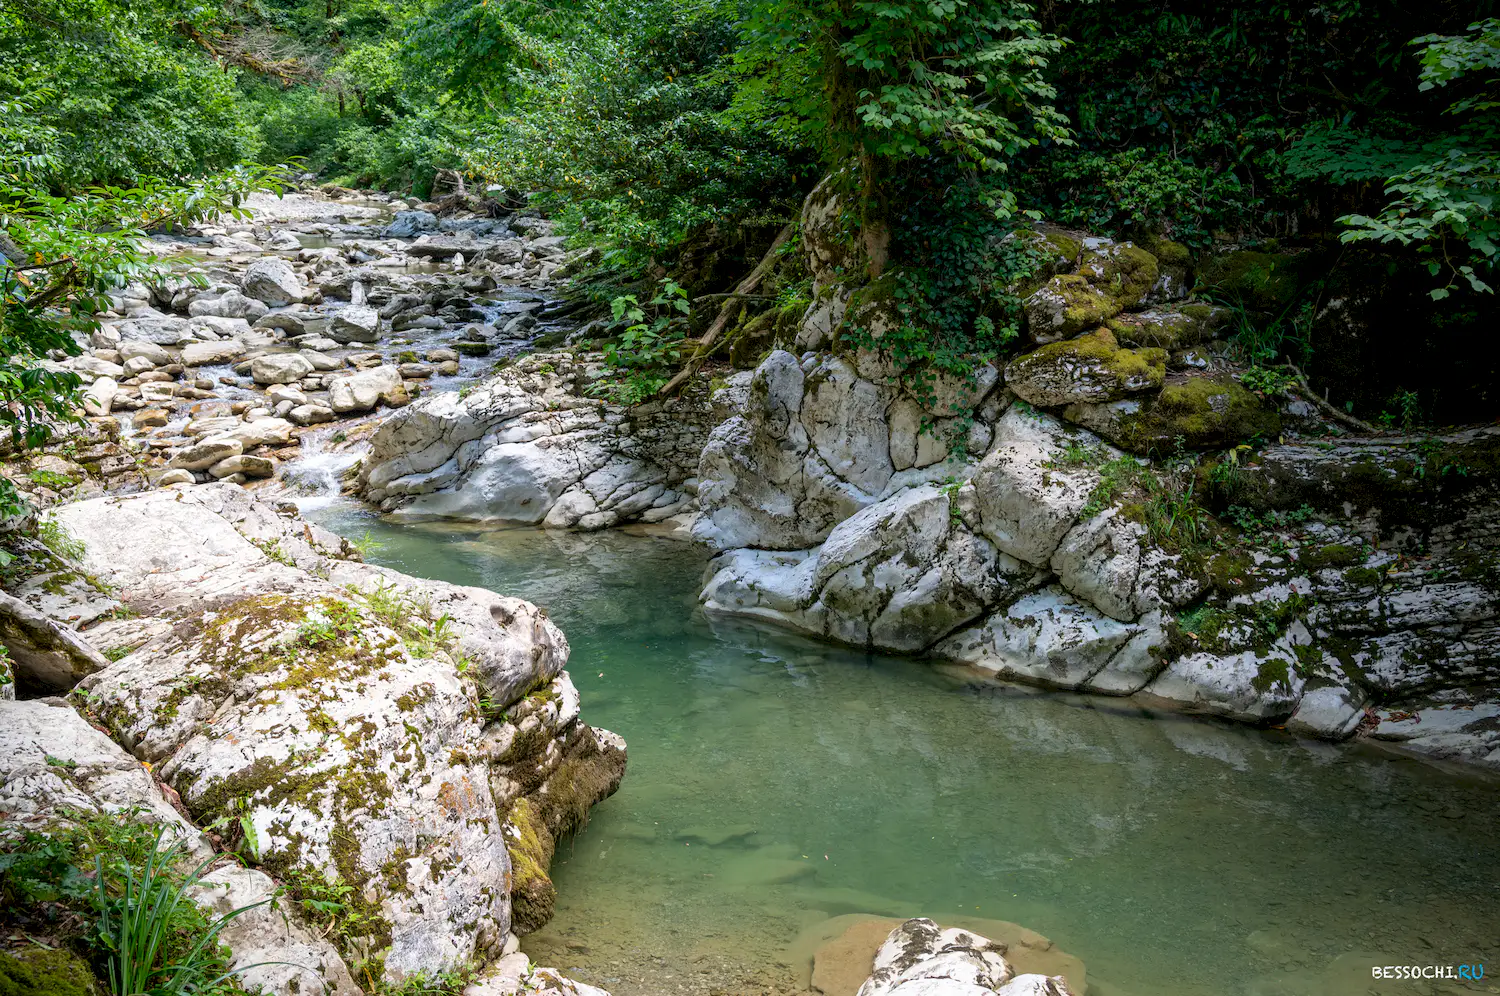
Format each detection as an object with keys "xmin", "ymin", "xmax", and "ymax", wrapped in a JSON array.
[{"xmin": 300, "ymin": 502, "xmax": 1499, "ymax": 996}]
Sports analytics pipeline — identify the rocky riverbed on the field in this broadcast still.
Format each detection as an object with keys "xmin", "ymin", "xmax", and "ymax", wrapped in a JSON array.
[{"xmin": 3, "ymin": 188, "xmax": 586, "ymax": 503}]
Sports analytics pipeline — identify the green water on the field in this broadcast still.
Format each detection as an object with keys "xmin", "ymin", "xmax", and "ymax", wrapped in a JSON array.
[{"xmin": 308, "ymin": 504, "xmax": 1499, "ymax": 996}]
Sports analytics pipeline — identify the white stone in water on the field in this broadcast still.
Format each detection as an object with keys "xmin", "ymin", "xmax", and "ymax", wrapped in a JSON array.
[
  {"xmin": 241, "ymin": 256, "xmax": 304, "ymax": 307},
  {"xmin": 168, "ymin": 436, "xmax": 242, "ymax": 471},
  {"xmin": 251, "ymin": 352, "xmax": 315, "ymax": 385},
  {"xmin": 181, "ymin": 339, "xmax": 246, "ymax": 366}
]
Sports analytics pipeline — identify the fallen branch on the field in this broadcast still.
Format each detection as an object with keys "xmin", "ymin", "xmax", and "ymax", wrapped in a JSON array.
[
  {"xmin": 691, "ymin": 292, "xmax": 776, "ymax": 303},
  {"xmin": 656, "ymin": 222, "xmax": 795, "ymax": 399},
  {"xmin": 1286, "ymin": 362, "xmax": 1380, "ymax": 434},
  {"xmin": 175, "ymin": 22, "xmax": 312, "ymax": 87}
]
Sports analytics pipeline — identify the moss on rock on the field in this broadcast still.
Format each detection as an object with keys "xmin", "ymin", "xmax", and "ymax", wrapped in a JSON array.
[
  {"xmin": 1196, "ymin": 249, "xmax": 1307, "ymax": 312},
  {"xmin": 1023, "ymin": 243, "xmax": 1161, "ymax": 342},
  {"xmin": 1108, "ymin": 304, "xmax": 1231, "ymax": 351},
  {"xmin": 1066, "ymin": 374, "xmax": 1281, "ymax": 455},
  {"xmin": 1005, "ymin": 327, "xmax": 1167, "ymax": 408},
  {"xmin": 0, "ymin": 948, "xmax": 100, "ymax": 996},
  {"xmin": 503, "ymin": 797, "xmax": 556, "ymax": 935}
]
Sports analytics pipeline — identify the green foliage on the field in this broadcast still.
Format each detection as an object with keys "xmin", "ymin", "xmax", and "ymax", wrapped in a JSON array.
[
  {"xmin": 1238, "ymin": 366, "xmax": 1298, "ymax": 396},
  {"xmin": 1379, "ymin": 388, "xmax": 1426, "ymax": 431},
  {"xmin": 591, "ymin": 279, "xmax": 692, "ymax": 404},
  {"xmin": 2, "ymin": 87, "xmax": 287, "ymax": 524},
  {"xmin": 842, "ymin": 174, "xmax": 1043, "ymax": 403},
  {"xmin": 738, "ymin": 0, "xmax": 1068, "ymax": 223},
  {"xmin": 94, "ymin": 825, "xmax": 266, "ymax": 996},
  {"xmin": 0, "ymin": 812, "xmax": 267, "ymax": 996},
  {"xmin": 37, "ymin": 517, "xmax": 84, "ymax": 561},
  {"xmin": 452, "ymin": 0, "xmax": 809, "ymax": 271},
  {"xmin": 0, "ymin": 0, "xmax": 257, "ymax": 189},
  {"xmin": 27, "ymin": 468, "xmax": 77, "ymax": 491},
  {"xmin": 1341, "ymin": 19, "xmax": 1500, "ymax": 298},
  {"xmin": 1027, "ymin": 148, "xmax": 1249, "ymax": 247}
]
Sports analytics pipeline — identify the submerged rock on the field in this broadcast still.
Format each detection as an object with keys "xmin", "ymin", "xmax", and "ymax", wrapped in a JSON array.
[{"xmin": 856, "ymin": 918, "xmax": 1077, "ymax": 996}]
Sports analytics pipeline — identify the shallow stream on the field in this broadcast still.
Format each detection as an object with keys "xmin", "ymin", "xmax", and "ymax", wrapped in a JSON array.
[{"xmin": 304, "ymin": 505, "xmax": 1499, "ymax": 996}]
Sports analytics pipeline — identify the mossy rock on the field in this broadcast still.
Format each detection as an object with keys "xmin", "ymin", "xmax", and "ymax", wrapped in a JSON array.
[
  {"xmin": 1005, "ymin": 227, "xmax": 1084, "ymax": 298},
  {"xmin": 1023, "ymin": 243, "xmax": 1160, "ymax": 343},
  {"xmin": 0, "ymin": 948, "xmax": 101, "ymax": 996},
  {"xmin": 1134, "ymin": 233, "xmax": 1192, "ymax": 268},
  {"xmin": 452, "ymin": 341, "xmax": 492, "ymax": 357},
  {"xmin": 802, "ymin": 171, "xmax": 865, "ymax": 284},
  {"xmin": 1108, "ymin": 303, "xmax": 1232, "ymax": 351},
  {"xmin": 842, "ymin": 270, "xmax": 905, "ymax": 342},
  {"xmin": 1196, "ymin": 249, "xmax": 1308, "ymax": 312},
  {"xmin": 1005, "ymin": 327, "xmax": 1166, "ymax": 408},
  {"xmin": 504, "ymin": 797, "xmax": 557, "ymax": 935},
  {"xmin": 1064, "ymin": 373, "xmax": 1281, "ymax": 455}
]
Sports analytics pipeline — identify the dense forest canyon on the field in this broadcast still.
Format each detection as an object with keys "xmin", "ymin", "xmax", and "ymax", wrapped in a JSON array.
[{"xmin": 1, "ymin": 2, "xmax": 1498, "ymax": 996}]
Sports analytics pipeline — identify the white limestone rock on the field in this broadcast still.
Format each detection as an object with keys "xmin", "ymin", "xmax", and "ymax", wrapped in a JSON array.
[
  {"xmin": 972, "ymin": 407, "xmax": 1109, "ymax": 567},
  {"xmin": 251, "ymin": 352, "xmax": 315, "ymax": 385},
  {"xmin": 191, "ymin": 865, "xmax": 361, "ymax": 996},
  {"xmin": 934, "ymin": 587, "xmax": 1150, "ymax": 690},
  {"xmin": 241, "ymin": 256, "xmax": 304, "ymax": 307},
  {"xmin": 49, "ymin": 484, "xmax": 624, "ymax": 984},
  {"xmin": 857, "ymin": 918, "xmax": 1076, "ymax": 996}
]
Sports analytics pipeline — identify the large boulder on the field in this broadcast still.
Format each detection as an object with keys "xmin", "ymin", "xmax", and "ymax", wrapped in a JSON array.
[
  {"xmin": 1063, "ymin": 374, "xmax": 1281, "ymax": 455},
  {"xmin": 168, "ymin": 436, "xmax": 242, "ymax": 471},
  {"xmin": 0, "ymin": 590, "xmax": 108, "ymax": 692},
  {"xmin": 0, "ymin": 697, "xmax": 197, "ymax": 839},
  {"xmin": 329, "ymin": 364, "xmax": 408, "ymax": 414},
  {"xmin": 702, "ymin": 485, "xmax": 1039, "ymax": 652},
  {"xmin": 117, "ymin": 315, "xmax": 195, "ymax": 345},
  {"xmin": 189, "ymin": 289, "xmax": 269, "ymax": 322},
  {"xmin": 241, "ymin": 257, "xmax": 304, "ymax": 307},
  {"xmin": 118, "ymin": 339, "xmax": 171, "ymax": 366},
  {"xmin": 934, "ymin": 588, "xmax": 1165, "ymax": 693},
  {"xmin": 694, "ymin": 350, "xmax": 980, "ymax": 551},
  {"xmin": 46, "ymin": 484, "xmax": 626, "ymax": 983},
  {"xmin": 1005, "ymin": 328, "xmax": 1166, "ymax": 408},
  {"xmin": 0, "ymin": 697, "xmax": 362, "ymax": 996},
  {"xmin": 971, "ymin": 407, "xmax": 1107, "ymax": 567},
  {"xmin": 359, "ymin": 352, "xmax": 706, "ymax": 529}
]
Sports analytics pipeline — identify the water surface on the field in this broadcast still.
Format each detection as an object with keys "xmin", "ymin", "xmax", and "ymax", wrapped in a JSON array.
[{"xmin": 306, "ymin": 504, "xmax": 1499, "ymax": 996}]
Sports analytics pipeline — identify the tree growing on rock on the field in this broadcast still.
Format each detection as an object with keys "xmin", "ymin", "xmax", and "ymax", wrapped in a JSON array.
[{"xmin": 737, "ymin": 0, "xmax": 1070, "ymax": 276}]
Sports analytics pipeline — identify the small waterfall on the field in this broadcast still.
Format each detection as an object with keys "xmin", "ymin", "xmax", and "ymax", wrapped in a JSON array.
[{"xmin": 281, "ymin": 427, "xmax": 366, "ymax": 510}]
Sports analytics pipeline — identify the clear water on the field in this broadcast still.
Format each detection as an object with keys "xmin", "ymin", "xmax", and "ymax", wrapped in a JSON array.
[{"xmin": 306, "ymin": 505, "xmax": 1500, "ymax": 996}]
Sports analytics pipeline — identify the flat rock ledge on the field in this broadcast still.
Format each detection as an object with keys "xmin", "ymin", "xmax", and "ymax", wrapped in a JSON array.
[{"xmin": 0, "ymin": 482, "xmax": 625, "ymax": 993}]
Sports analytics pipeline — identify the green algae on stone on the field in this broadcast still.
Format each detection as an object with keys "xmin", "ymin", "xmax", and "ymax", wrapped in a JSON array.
[
  {"xmin": 1108, "ymin": 303, "xmax": 1231, "ymax": 351},
  {"xmin": 1006, "ymin": 327, "xmax": 1166, "ymax": 408},
  {"xmin": 503, "ymin": 796, "xmax": 557, "ymax": 935},
  {"xmin": 0, "ymin": 948, "xmax": 100, "ymax": 996},
  {"xmin": 1023, "ymin": 243, "xmax": 1161, "ymax": 342},
  {"xmin": 1065, "ymin": 374, "xmax": 1281, "ymax": 455},
  {"xmin": 1195, "ymin": 249, "xmax": 1308, "ymax": 312}
]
